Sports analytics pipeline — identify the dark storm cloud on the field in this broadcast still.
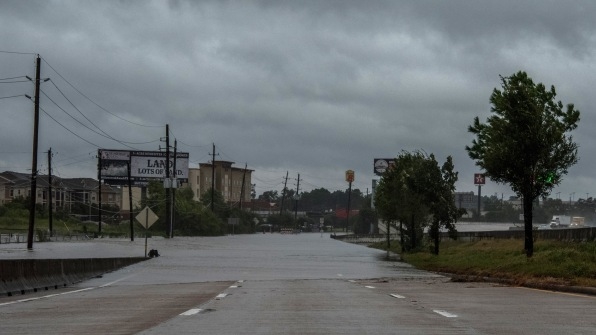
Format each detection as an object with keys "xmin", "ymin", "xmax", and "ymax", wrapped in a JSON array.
[{"xmin": 1, "ymin": 0, "xmax": 595, "ymax": 198}]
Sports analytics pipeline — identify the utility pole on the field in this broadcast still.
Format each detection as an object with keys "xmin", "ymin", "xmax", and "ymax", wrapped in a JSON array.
[
  {"xmin": 27, "ymin": 55, "xmax": 41, "ymax": 250},
  {"xmin": 127, "ymin": 161, "xmax": 134, "ymax": 241},
  {"xmin": 97, "ymin": 149, "xmax": 102, "ymax": 235},
  {"xmin": 280, "ymin": 171, "xmax": 289, "ymax": 215},
  {"xmin": 47, "ymin": 148, "xmax": 53, "ymax": 236},
  {"xmin": 165, "ymin": 124, "xmax": 171, "ymax": 237},
  {"xmin": 294, "ymin": 173, "xmax": 301, "ymax": 222},
  {"xmin": 346, "ymin": 180, "xmax": 352, "ymax": 232},
  {"xmin": 171, "ymin": 140, "xmax": 177, "ymax": 238},
  {"xmin": 240, "ymin": 163, "xmax": 247, "ymax": 210},
  {"xmin": 211, "ymin": 143, "xmax": 216, "ymax": 212}
]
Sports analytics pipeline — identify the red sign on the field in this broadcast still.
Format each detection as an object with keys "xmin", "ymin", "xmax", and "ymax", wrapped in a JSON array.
[{"xmin": 474, "ymin": 173, "xmax": 485, "ymax": 185}]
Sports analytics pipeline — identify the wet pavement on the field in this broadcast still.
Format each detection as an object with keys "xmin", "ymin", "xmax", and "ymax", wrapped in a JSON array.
[{"xmin": 1, "ymin": 233, "xmax": 595, "ymax": 334}]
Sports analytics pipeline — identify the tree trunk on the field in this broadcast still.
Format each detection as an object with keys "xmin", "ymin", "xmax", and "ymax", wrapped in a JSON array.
[
  {"xmin": 410, "ymin": 213, "xmax": 416, "ymax": 250},
  {"xmin": 433, "ymin": 226, "xmax": 440, "ymax": 255},
  {"xmin": 523, "ymin": 194, "xmax": 534, "ymax": 257},
  {"xmin": 400, "ymin": 221, "xmax": 405, "ymax": 252}
]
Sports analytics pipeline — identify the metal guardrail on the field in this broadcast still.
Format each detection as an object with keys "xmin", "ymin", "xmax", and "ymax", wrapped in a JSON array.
[
  {"xmin": 332, "ymin": 234, "xmax": 400, "ymax": 244},
  {"xmin": 333, "ymin": 227, "xmax": 596, "ymax": 244}
]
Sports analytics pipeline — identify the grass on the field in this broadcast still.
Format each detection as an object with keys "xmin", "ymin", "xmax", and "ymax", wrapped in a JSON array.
[
  {"xmin": 371, "ymin": 239, "xmax": 596, "ymax": 287},
  {"xmin": 0, "ymin": 216, "xmax": 136, "ymax": 237}
]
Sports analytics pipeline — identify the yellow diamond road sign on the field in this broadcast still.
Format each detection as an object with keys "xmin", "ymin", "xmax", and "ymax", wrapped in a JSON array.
[{"xmin": 136, "ymin": 206, "xmax": 159, "ymax": 229}]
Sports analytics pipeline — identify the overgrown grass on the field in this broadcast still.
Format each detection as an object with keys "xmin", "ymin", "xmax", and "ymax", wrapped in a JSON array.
[
  {"xmin": 371, "ymin": 239, "xmax": 596, "ymax": 287},
  {"xmin": 0, "ymin": 216, "xmax": 137, "ymax": 237}
]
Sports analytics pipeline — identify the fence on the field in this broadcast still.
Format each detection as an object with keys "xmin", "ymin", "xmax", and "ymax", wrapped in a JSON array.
[
  {"xmin": 442, "ymin": 227, "xmax": 596, "ymax": 242},
  {"xmin": 334, "ymin": 227, "xmax": 596, "ymax": 244}
]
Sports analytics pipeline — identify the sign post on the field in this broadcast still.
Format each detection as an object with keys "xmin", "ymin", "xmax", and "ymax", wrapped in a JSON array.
[
  {"xmin": 474, "ymin": 173, "xmax": 486, "ymax": 217},
  {"xmin": 136, "ymin": 206, "xmax": 159, "ymax": 257},
  {"xmin": 345, "ymin": 170, "xmax": 355, "ymax": 233}
]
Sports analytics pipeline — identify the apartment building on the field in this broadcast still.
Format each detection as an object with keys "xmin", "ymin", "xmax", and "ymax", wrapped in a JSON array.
[
  {"xmin": 0, "ymin": 171, "xmax": 121, "ymax": 211},
  {"xmin": 190, "ymin": 161, "xmax": 253, "ymax": 205}
]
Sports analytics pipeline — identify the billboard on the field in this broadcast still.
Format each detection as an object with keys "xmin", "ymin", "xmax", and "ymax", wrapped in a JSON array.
[
  {"xmin": 100, "ymin": 149, "xmax": 189, "ymax": 186},
  {"xmin": 373, "ymin": 158, "xmax": 395, "ymax": 176}
]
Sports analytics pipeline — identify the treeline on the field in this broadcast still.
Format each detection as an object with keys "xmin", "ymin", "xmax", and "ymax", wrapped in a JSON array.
[{"xmin": 258, "ymin": 187, "xmax": 368, "ymax": 213}]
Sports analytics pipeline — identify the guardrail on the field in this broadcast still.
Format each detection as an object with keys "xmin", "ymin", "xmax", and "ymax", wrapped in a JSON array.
[
  {"xmin": 0, "ymin": 257, "xmax": 146, "ymax": 296},
  {"xmin": 331, "ymin": 234, "xmax": 400, "ymax": 244},
  {"xmin": 333, "ymin": 227, "xmax": 596, "ymax": 244}
]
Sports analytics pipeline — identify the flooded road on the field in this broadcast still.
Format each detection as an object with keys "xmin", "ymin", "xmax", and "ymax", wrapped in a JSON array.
[{"xmin": 1, "ymin": 233, "xmax": 595, "ymax": 334}]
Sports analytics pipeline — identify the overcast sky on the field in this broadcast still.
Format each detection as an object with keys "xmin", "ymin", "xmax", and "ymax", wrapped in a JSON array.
[{"xmin": 1, "ymin": 0, "xmax": 596, "ymax": 201}]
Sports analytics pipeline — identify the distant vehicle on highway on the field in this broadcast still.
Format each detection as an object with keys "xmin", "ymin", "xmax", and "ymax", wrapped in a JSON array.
[{"xmin": 537, "ymin": 224, "xmax": 551, "ymax": 230}]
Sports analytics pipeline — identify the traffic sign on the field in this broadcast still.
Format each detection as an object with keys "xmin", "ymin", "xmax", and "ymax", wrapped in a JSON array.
[
  {"xmin": 474, "ymin": 173, "xmax": 485, "ymax": 185},
  {"xmin": 136, "ymin": 206, "xmax": 159, "ymax": 229}
]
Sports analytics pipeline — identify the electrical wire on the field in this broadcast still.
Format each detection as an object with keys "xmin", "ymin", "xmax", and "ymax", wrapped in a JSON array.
[
  {"xmin": 39, "ymin": 106, "xmax": 101, "ymax": 148},
  {"xmin": 41, "ymin": 57, "xmax": 163, "ymax": 128},
  {"xmin": 0, "ymin": 94, "xmax": 26, "ymax": 99},
  {"xmin": 0, "ymin": 50, "xmax": 37, "ymax": 55},
  {"xmin": 40, "ymin": 89, "xmax": 138, "ymax": 150},
  {"xmin": 47, "ymin": 79, "xmax": 158, "ymax": 146},
  {"xmin": 0, "ymin": 76, "xmax": 28, "ymax": 81}
]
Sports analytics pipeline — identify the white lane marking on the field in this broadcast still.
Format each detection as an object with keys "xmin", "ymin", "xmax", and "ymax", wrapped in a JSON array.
[
  {"xmin": 348, "ymin": 280, "xmax": 356, "ymax": 283},
  {"xmin": 237, "ymin": 280, "xmax": 244, "ymax": 283},
  {"xmin": 215, "ymin": 293, "xmax": 228, "ymax": 299},
  {"xmin": 389, "ymin": 293, "xmax": 405, "ymax": 299},
  {"xmin": 0, "ymin": 274, "xmax": 137, "ymax": 307},
  {"xmin": 337, "ymin": 274, "xmax": 343, "ymax": 277},
  {"xmin": 434, "ymin": 310, "xmax": 458, "ymax": 318},
  {"xmin": 180, "ymin": 308, "xmax": 203, "ymax": 316},
  {"xmin": 99, "ymin": 274, "xmax": 137, "ymax": 288},
  {"xmin": 0, "ymin": 287, "xmax": 95, "ymax": 307},
  {"xmin": 365, "ymin": 286, "xmax": 375, "ymax": 289}
]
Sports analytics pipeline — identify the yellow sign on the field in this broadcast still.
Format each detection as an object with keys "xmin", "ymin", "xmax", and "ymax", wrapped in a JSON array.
[{"xmin": 345, "ymin": 170, "xmax": 355, "ymax": 183}]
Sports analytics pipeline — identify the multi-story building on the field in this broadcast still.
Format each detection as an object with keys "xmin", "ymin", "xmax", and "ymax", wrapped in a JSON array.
[
  {"xmin": 190, "ymin": 161, "xmax": 253, "ymax": 206},
  {"xmin": 0, "ymin": 160, "xmax": 254, "ymax": 216}
]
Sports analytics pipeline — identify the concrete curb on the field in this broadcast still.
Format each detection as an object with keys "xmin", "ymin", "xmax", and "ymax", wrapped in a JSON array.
[
  {"xmin": 0, "ymin": 257, "xmax": 147, "ymax": 296},
  {"xmin": 448, "ymin": 273, "xmax": 596, "ymax": 296}
]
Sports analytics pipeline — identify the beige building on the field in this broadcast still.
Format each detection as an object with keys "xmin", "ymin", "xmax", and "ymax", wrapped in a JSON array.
[
  {"xmin": 189, "ymin": 161, "xmax": 253, "ymax": 205},
  {"xmin": 0, "ymin": 171, "xmax": 121, "ymax": 211}
]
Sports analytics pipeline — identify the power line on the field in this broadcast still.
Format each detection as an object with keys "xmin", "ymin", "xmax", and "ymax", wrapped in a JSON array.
[
  {"xmin": 46, "ymin": 80, "xmax": 158, "ymax": 145},
  {"xmin": 0, "ymin": 80, "xmax": 29, "ymax": 84},
  {"xmin": 0, "ymin": 94, "xmax": 26, "ymax": 99},
  {"xmin": 0, "ymin": 76, "xmax": 28, "ymax": 81},
  {"xmin": 39, "ymin": 106, "xmax": 101, "ymax": 148},
  {"xmin": 0, "ymin": 50, "xmax": 37, "ymax": 55},
  {"xmin": 41, "ymin": 57, "xmax": 163, "ymax": 128}
]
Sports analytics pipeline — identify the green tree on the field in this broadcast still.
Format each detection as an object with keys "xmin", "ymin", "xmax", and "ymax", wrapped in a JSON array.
[
  {"xmin": 200, "ymin": 188, "xmax": 230, "ymax": 220},
  {"xmin": 375, "ymin": 151, "xmax": 462, "ymax": 253},
  {"xmin": 425, "ymin": 155, "xmax": 462, "ymax": 255},
  {"xmin": 353, "ymin": 197, "xmax": 376, "ymax": 234},
  {"xmin": 258, "ymin": 190, "xmax": 279, "ymax": 202},
  {"xmin": 375, "ymin": 151, "xmax": 430, "ymax": 251},
  {"xmin": 466, "ymin": 71, "xmax": 580, "ymax": 257}
]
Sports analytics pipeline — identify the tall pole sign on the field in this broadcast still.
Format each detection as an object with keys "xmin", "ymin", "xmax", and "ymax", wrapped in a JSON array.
[
  {"xmin": 474, "ymin": 173, "xmax": 485, "ymax": 218},
  {"xmin": 345, "ymin": 170, "xmax": 354, "ymax": 232}
]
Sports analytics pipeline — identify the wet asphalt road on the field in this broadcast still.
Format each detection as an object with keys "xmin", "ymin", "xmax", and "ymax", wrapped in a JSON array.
[{"xmin": 1, "ymin": 233, "xmax": 595, "ymax": 334}]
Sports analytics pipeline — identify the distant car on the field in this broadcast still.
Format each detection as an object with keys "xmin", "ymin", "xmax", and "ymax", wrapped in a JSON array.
[{"xmin": 537, "ymin": 224, "xmax": 551, "ymax": 230}]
